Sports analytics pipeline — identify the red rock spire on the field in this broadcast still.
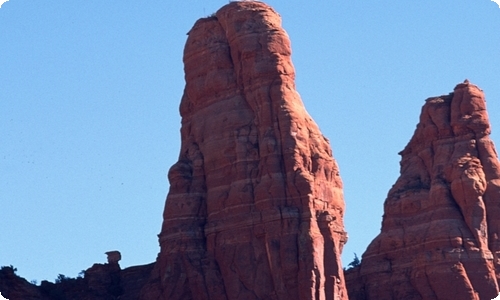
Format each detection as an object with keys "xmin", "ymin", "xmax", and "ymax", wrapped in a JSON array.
[
  {"xmin": 346, "ymin": 81, "xmax": 500, "ymax": 300},
  {"xmin": 141, "ymin": 2, "xmax": 348, "ymax": 299}
]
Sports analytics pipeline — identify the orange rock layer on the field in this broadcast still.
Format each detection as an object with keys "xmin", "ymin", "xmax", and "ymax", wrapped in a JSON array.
[
  {"xmin": 141, "ymin": 2, "xmax": 348, "ymax": 300},
  {"xmin": 347, "ymin": 81, "xmax": 500, "ymax": 300}
]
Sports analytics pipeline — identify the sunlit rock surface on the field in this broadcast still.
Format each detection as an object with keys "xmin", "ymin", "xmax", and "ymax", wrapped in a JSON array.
[
  {"xmin": 346, "ymin": 81, "xmax": 500, "ymax": 300},
  {"xmin": 141, "ymin": 2, "xmax": 348, "ymax": 299}
]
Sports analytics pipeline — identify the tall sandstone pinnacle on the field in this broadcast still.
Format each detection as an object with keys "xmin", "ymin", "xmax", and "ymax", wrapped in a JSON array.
[
  {"xmin": 346, "ymin": 81, "xmax": 500, "ymax": 300},
  {"xmin": 141, "ymin": 2, "xmax": 348, "ymax": 300}
]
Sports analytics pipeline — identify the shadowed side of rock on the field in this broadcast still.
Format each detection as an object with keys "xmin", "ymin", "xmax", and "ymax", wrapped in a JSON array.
[
  {"xmin": 0, "ymin": 266, "xmax": 47, "ymax": 300},
  {"xmin": 346, "ymin": 81, "xmax": 500, "ymax": 300},
  {"xmin": 0, "ymin": 262, "xmax": 154, "ymax": 300},
  {"xmin": 141, "ymin": 2, "xmax": 348, "ymax": 300}
]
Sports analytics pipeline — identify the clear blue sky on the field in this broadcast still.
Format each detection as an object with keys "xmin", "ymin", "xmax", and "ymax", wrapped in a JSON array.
[{"xmin": 1, "ymin": 0, "xmax": 499, "ymax": 283}]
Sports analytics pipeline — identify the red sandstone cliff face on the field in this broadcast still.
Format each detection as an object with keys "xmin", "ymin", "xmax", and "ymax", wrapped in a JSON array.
[
  {"xmin": 346, "ymin": 81, "xmax": 500, "ymax": 300},
  {"xmin": 141, "ymin": 2, "xmax": 348, "ymax": 299}
]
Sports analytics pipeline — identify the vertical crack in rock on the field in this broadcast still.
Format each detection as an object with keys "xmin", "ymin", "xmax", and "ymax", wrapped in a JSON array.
[
  {"xmin": 141, "ymin": 2, "xmax": 348, "ymax": 300},
  {"xmin": 345, "ymin": 81, "xmax": 500, "ymax": 300}
]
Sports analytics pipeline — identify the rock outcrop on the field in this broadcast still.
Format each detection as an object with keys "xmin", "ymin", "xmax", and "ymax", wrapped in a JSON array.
[
  {"xmin": 0, "ymin": 262, "xmax": 154, "ymax": 300},
  {"xmin": 0, "ymin": 266, "xmax": 45, "ymax": 300},
  {"xmin": 141, "ymin": 1, "xmax": 348, "ymax": 299},
  {"xmin": 346, "ymin": 81, "xmax": 500, "ymax": 300}
]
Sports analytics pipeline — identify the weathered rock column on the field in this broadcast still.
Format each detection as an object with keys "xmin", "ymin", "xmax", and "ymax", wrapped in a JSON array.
[
  {"xmin": 141, "ymin": 2, "xmax": 348, "ymax": 299},
  {"xmin": 347, "ymin": 81, "xmax": 500, "ymax": 300}
]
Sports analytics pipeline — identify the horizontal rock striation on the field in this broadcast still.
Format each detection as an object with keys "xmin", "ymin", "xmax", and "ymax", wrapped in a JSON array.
[
  {"xmin": 141, "ymin": 2, "xmax": 348, "ymax": 300},
  {"xmin": 347, "ymin": 81, "xmax": 500, "ymax": 300}
]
